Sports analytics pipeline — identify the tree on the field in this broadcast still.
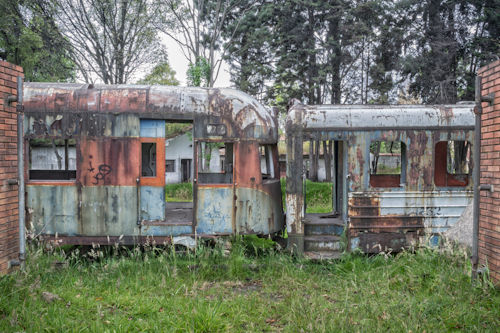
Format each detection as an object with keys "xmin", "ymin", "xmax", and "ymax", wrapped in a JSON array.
[
  {"xmin": 159, "ymin": 0, "xmax": 254, "ymax": 87},
  {"xmin": 0, "ymin": 0, "xmax": 75, "ymax": 82},
  {"xmin": 57, "ymin": 0, "xmax": 163, "ymax": 84},
  {"xmin": 138, "ymin": 58, "xmax": 180, "ymax": 85}
]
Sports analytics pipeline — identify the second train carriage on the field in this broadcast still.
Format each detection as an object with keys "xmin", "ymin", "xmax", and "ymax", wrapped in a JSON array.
[
  {"xmin": 286, "ymin": 102, "xmax": 475, "ymax": 256},
  {"xmin": 23, "ymin": 83, "xmax": 284, "ymax": 244}
]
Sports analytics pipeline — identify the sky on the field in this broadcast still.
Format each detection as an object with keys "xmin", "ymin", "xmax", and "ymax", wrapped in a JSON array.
[{"xmin": 163, "ymin": 34, "xmax": 232, "ymax": 87}]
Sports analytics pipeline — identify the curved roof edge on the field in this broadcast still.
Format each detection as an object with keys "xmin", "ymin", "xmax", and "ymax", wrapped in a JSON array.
[
  {"xmin": 23, "ymin": 83, "xmax": 277, "ymax": 141},
  {"xmin": 287, "ymin": 103, "xmax": 475, "ymax": 130}
]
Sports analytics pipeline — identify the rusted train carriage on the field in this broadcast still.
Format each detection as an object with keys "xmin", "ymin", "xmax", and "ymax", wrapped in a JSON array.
[
  {"xmin": 286, "ymin": 103, "xmax": 475, "ymax": 256},
  {"xmin": 23, "ymin": 83, "xmax": 283, "ymax": 244}
]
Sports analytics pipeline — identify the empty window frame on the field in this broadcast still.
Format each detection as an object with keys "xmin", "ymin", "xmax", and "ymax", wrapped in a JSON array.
[
  {"xmin": 369, "ymin": 141, "xmax": 406, "ymax": 187},
  {"xmin": 141, "ymin": 142, "xmax": 157, "ymax": 177},
  {"xmin": 435, "ymin": 141, "xmax": 470, "ymax": 187},
  {"xmin": 197, "ymin": 142, "xmax": 233, "ymax": 184},
  {"xmin": 166, "ymin": 159, "xmax": 175, "ymax": 173},
  {"xmin": 29, "ymin": 138, "xmax": 76, "ymax": 180},
  {"xmin": 259, "ymin": 145, "xmax": 277, "ymax": 180}
]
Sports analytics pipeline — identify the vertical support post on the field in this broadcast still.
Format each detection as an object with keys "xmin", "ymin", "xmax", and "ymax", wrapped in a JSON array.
[
  {"xmin": 17, "ymin": 76, "xmax": 25, "ymax": 268},
  {"xmin": 472, "ymin": 76, "xmax": 482, "ymax": 280},
  {"xmin": 286, "ymin": 103, "xmax": 304, "ymax": 254}
]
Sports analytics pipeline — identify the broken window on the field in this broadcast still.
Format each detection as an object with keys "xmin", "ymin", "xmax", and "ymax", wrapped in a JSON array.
[
  {"xmin": 141, "ymin": 142, "xmax": 157, "ymax": 177},
  {"xmin": 259, "ymin": 145, "xmax": 277, "ymax": 180},
  {"xmin": 197, "ymin": 142, "xmax": 233, "ymax": 184},
  {"xmin": 166, "ymin": 159, "xmax": 175, "ymax": 173},
  {"xmin": 29, "ymin": 138, "xmax": 76, "ymax": 180},
  {"xmin": 435, "ymin": 141, "xmax": 470, "ymax": 187},
  {"xmin": 370, "ymin": 141, "xmax": 406, "ymax": 187}
]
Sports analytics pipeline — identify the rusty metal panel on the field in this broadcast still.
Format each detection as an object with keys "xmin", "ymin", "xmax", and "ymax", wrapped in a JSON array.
[
  {"xmin": 140, "ymin": 186, "xmax": 165, "ymax": 221},
  {"xmin": 79, "ymin": 138, "xmax": 140, "ymax": 186},
  {"xmin": 80, "ymin": 186, "xmax": 138, "ymax": 236},
  {"xmin": 301, "ymin": 104, "xmax": 475, "ymax": 130},
  {"xmin": 27, "ymin": 185, "xmax": 78, "ymax": 235},
  {"xmin": 235, "ymin": 186, "xmax": 283, "ymax": 234},
  {"xmin": 348, "ymin": 191, "xmax": 472, "ymax": 252},
  {"xmin": 195, "ymin": 187, "xmax": 233, "ymax": 234},
  {"xmin": 24, "ymin": 113, "xmax": 140, "ymax": 138}
]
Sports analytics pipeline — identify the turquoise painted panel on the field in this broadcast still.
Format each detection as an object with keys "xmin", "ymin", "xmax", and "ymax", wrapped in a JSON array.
[
  {"xmin": 140, "ymin": 119, "xmax": 165, "ymax": 138},
  {"xmin": 140, "ymin": 186, "xmax": 165, "ymax": 221},
  {"xmin": 81, "ymin": 186, "xmax": 138, "ymax": 236},
  {"xmin": 27, "ymin": 185, "xmax": 79, "ymax": 235},
  {"xmin": 141, "ymin": 225, "xmax": 192, "ymax": 237},
  {"xmin": 196, "ymin": 187, "xmax": 233, "ymax": 234}
]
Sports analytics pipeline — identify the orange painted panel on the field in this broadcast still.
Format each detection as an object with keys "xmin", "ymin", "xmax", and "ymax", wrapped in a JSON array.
[
  {"xmin": 140, "ymin": 138, "xmax": 165, "ymax": 186},
  {"xmin": 79, "ymin": 138, "xmax": 140, "ymax": 186}
]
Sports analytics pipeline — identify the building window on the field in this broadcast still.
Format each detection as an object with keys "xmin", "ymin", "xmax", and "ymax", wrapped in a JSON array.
[
  {"xmin": 435, "ymin": 141, "xmax": 470, "ymax": 187},
  {"xmin": 197, "ymin": 141, "xmax": 233, "ymax": 184},
  {"xmin": 166, "ymin": 159, "xmax": 175, "ymax": 173},
  {"xmin": 29, "ymin": 138, "xmax": 76, "ymax": 180},
  {"xmin": 369, "ymin": 141, "xmax": 406, "ymax": 187},
  {"xmin": 141, "ymin": 142, "xmax": 157, "ymax": 177}
]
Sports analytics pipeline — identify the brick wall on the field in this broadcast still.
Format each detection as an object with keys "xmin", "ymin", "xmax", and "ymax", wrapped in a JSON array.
[
  {"xmin": 478, "ymin": 59, "xmax": 500, "ymax": 285},
  {"xmin": 0, "ymin": 61, "xmax": 23, "ymax": 274}
]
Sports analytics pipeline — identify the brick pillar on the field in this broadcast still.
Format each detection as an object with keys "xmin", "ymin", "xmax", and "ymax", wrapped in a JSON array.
[
  {"xmin": 478, "ymin": 59, "xmax": 500, "ymax": 285},
  {"xmin": 0, "ymin": 61, "xmax": 23, "ymax": 274}
]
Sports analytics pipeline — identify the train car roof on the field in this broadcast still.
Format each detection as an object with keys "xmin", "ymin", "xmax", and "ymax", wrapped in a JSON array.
[
  {"xmin": 288, "ymin": 103, "xmax": 475, "ymax": 131},
  {"xmin": 23, "ymin": 83, "xmax": 277, "ymax": 141}
]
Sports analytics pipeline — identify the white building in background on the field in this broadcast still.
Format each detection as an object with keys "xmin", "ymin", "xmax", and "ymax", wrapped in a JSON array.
[{"xmin": 165, "ymin": 132, "xmax": 194, "ymax": 184}]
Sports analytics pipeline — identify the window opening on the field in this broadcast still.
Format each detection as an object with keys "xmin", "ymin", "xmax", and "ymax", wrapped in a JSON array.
[
  {"xmin": 370, "ymin": 141, "xmax": 405, "ymax": 187},
  {"xmin": 435, "ymin": 141, "xmax": 470, "ymax": 187},
  {"xmin": 304, "ymin": 140, "xmax": 334, "ymax": 214},
  {"xmin": 259, "ymin": 145, "xmax": 276, "ymax": 179},
  {"xmin": 165, "ymin": 159, "xmax": 175, "ymax": 173},
  {"xmin": 197, "ymin": 141, "xmax": 233, "ymax": 184},
  {"xmin": 141, "ymin": 142, "xmax": 157, "ymax": 177},
  {"xmin": 29, "ymin": 138, "xmax": 76, "ymax": 180}
]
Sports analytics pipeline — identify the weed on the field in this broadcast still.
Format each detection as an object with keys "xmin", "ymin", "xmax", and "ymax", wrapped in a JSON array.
[{"xmin": 0, "ymin": 241, "xmax": 499, "ymax": 332}]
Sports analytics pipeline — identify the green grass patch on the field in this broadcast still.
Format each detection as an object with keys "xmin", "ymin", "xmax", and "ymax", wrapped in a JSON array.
[
  {"xmin": 280, "ymin": 178, "xmax": 333, "ymax": 213},
  {"xmin": 0, "ymin": 242, "xmax": 498, "ymax": 332},
  {"xmin": 165, "ymin": 182, "xmax": 193, "ymax": 202}
]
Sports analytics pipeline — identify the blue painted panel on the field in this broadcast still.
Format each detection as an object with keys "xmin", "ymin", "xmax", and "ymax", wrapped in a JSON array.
[
  {"xmin": 235, "ymin": 187, "xmax": 283, "ymax": 234},
  {"xmin": 81, "ymin": 186, "xmax": 138, "ymax": 236},
  {"xmin": 140, "ymin": 186, "xmax": 165, "ymax": 221},
  {"xmin": 196, "ymin": 187, "xmax": 233, "ymax": 234},
  {"xmin": 140, "ymin": 119, "xmax": 165, "ymax": 138},
  {"xmin": 27, "ymin": 185, "xmax": 79, "ymax": 235},
  {"xmin": 141, "ymin": 225, "xmax": 192, "ymax": 237}
]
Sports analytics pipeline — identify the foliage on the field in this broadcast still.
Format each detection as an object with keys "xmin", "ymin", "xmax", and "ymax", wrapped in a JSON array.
[
  {"xmin": 280, "ymin": 178, "xmax": 333, "ymax": 213},
  {"xmin": 165, "ymin": 182, "xmax": 193, "ymax": 202},
  {"xmin": 138, "ymin": 58, "xmax": 180, "ymax": 86},
  {"xmin": 187, "ymin": 57, "xmax": 211, "ymax": 87},
  {"xmin": 56, "ymin": 0, "xmax": 163, "ymax": 84},
  {"xmin": 0, "ymin": 0, "xmax": 75, "ymax": 82},
  {"xmin": 0, "ymin": 242, "xmax": 499, "ymax": 331}
]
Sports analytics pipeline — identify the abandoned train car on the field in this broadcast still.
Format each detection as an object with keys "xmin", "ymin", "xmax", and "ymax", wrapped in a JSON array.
[
  {"xmin": 286, "ymin": 103, "xmax": 475, "ymax": 256},
  {"xmin": 23, "ymin": 83, "xmax": 283, "ymax": 244}
]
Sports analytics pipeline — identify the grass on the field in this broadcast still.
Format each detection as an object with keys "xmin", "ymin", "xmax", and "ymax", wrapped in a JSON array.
[
  {"xmin": 1, "ymin": 240, "xmax": 498, "ymax": 332},
  {"xmin": 165, "ymin": 183, "xmax": 193, "ymax": 202},
  {"xmin": 280, "ymin": 178, "xmax": 333, "ymax": 213}
]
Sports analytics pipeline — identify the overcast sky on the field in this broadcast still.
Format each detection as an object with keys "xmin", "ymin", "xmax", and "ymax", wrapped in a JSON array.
[{"xmin": 163, "ymin": 34, "xmax": 232, "ymax": 87}]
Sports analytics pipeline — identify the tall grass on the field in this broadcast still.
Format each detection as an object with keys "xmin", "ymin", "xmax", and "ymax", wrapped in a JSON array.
[
  {"xmin": 165, "ymin": 182, "xmax": 193, "ymax": 202},
  {"xmin": 1, "ymin": 240, "xmax": 498, "ymax": 332},
  {"xmin": 280, "ymin": 178, "xmax": 333, "ymax": 213}
]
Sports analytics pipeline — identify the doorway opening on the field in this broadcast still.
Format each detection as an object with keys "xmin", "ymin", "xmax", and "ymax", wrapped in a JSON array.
[{"xmin": 164, "ymin": 121, "xmax": 194, "ymax": 224}]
